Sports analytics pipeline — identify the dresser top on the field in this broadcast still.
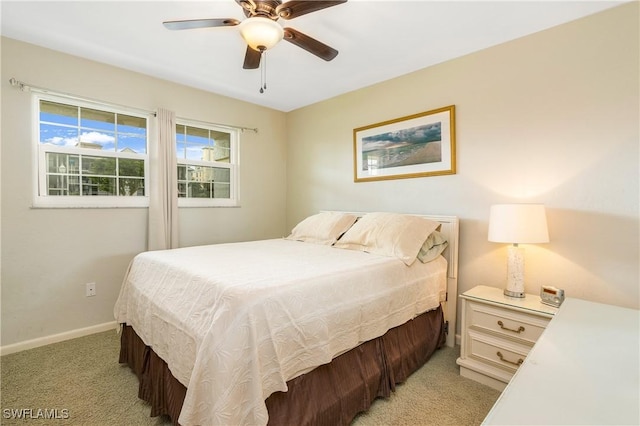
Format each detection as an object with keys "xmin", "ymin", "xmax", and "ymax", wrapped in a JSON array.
[
  {"xmin": 483, "ymin": 298, "xmax": 640, "ymax": 425},
  {"xmin": 461, "ymin": 285, "xmax": 558, "ymax": 316}
]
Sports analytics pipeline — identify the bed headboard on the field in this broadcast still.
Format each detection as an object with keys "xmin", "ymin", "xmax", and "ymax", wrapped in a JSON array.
[{"xmin": 324, "ymin": 211, "xmax": 459, "ymax": 348}]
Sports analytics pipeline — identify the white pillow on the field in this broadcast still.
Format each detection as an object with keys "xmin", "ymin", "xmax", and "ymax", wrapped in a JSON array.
[
  {"xmin": 285, "ymin": 212, "xmax": 358, "ymax": 245},
  {"xmin": 334, "ymin": 212, "xmax": 440, "ymax": 265}
]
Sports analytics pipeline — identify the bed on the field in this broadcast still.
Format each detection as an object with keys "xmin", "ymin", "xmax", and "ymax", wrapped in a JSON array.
[{"xmin": 115, "ymin": 211, "xmax": 459, "ymax": 426}]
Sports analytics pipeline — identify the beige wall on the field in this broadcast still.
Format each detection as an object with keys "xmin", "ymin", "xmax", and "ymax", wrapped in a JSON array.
[
  {"xmin": 1, "ymin": 38, "xmax": 288, "ymax": 346},
  {"xmin": 285, "ymin": 2, "xmax": 639, "ymax": 335}
]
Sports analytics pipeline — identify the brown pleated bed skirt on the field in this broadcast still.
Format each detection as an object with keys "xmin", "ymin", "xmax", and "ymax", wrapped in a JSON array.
[{"xmin": 119, "ymin": 305, "xmax": 445, "ymax": 426}]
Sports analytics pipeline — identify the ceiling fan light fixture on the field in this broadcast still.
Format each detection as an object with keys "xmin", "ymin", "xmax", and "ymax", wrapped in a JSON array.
[{"xmin": 239, "ymin": 16, "xmax": 284, "ymax": 51}]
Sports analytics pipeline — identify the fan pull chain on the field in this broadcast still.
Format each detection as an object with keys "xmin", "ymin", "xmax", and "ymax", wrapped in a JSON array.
[
  {"xmin": 259, "ymin": 51, "xmax": 267, "ymax": 94},
  {"xmin": 263, "ymin": 52, "xmax": 267, "ymax": 92}
]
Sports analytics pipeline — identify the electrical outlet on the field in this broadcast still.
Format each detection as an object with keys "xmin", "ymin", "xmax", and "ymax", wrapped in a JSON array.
[{"xmin": 86, "ymin": 282, "xmax": 96, "ymax": 297}]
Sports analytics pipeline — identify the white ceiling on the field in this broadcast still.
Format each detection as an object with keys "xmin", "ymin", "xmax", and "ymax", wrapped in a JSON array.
[{"xmin": 1, "ymin": 1, "xmax": 626, "ymax": 112}]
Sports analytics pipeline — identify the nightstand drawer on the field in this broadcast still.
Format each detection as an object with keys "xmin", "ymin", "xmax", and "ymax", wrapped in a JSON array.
[
  {"xmin": 468, "ymin": 329, "xmax": 531, "ymax": 373},
  {"xmin": 467, "ymin": 300, "xmax": 551, "ymax": 345}
]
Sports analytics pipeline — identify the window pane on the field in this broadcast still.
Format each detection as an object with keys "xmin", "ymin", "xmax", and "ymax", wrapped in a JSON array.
[
  {"xmin": 120, "ymin": 178, "xmax": 145, "ymax": 196},
  {"xmin": 83, "ymin": 176, "xmax": 116, "ymax": 196},
  {"xmin": 176, "ymin": 165, "xmax": 232, "ymax": 200},
  {"xmin": 46, "ymin": 175, "xmax": 68, "ymax": 196},
  {"xmin": 177, "ymin": 164, "xmax": 187, "ymax": 181},
  {"xmin": 178, "ymin": 182, "xmax": 187, "ymax": 198},
  {"xmin": 45, "ymin": 153, "xmax": 79, "ymax": 174},
  {"xmin": 211, "ymin": 131, "xmax": 231, "ymax": 163},
  {"xmin": 81, "ymin": 108, "xmax": 115, "ymax": 131},
  {"xmin": 117, "ymin": 114, "xmax": 146, "ymax": 132},
  {"xmin": 40, "ymin": 101, "xmax": 77, "ymax": 126},
  {"xmin": 47, "ymin": 153, "xmax": 69, "ymax": 174},
  {"xmin": 213, "ymin": 183, "xmax": 230, "ymax": 199},
  {"xmin": 119, "ymin": 158, "xmax": 144, "ymax": 177},
  {"xmin": 79, "ymin": 108, "xmax": 116, "ymax": 151},
  {"xmin": 184, "ymin": 124, "xmax": 211, "ymax": 159},
  {"xmin": 47, "ymin": 175, "xmax": 83, "ymax": 196},
  {"xmin": 212, "ymin": 167, "xmax": 230, "ymax": 183},
  {"xmin": 118, "ymin": 114, "xmax": 147, "ymax": 154},
  {"xmin": 83, "ymin": 156, "xmax": 116, "ymax": 176},
  {"xmin": 188, "ymin": 182, "xmax": 211, "ymax": 198},
  {"xmin": 189, "ymin": 165, "xmax": 212, "ymax": 183},
  {"xmin": 68, "ymin": 155, "xmax": 80, "ymax": 174},
  {"xmin": 179, "ymin": 127, "xmax": 233, "ymax": 162},
  {"xmin": 186, "ymin": 126, "xmax": 209, "ymax": 143},
  {"xmin": 68, "ymin": 176, "xmax": 80, "ymax": 195}
]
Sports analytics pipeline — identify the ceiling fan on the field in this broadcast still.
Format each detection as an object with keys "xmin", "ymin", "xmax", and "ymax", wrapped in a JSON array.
[{"xmin": 163, "ymin": 0, "xmax": 347, "ymax": 70}]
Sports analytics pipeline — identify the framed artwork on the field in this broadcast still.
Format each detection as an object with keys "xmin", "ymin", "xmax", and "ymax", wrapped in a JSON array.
[{"xmin": 353, "ymin": 105, "xmax": 456, "ymax": 182}]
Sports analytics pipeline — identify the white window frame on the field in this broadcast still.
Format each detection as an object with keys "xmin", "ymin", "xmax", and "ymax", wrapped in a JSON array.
[
  {"xmin": 32, "ymin": 94, "xmax": 151, "ymax": 208},
  {"xmin": 176, "ymin": 119, "xmax": 240, "ymax": 208}
]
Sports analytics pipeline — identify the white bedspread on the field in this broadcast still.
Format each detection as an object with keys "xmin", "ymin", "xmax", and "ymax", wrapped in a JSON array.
[{"xmin": 114, "ymin": 239, "xmax": 447, "ymax": 426}]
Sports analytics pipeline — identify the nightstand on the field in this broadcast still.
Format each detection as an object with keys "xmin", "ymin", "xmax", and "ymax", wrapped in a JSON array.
[{"xmin": 456, "ymin": 285, "xmax": 558, "ymax": 391}]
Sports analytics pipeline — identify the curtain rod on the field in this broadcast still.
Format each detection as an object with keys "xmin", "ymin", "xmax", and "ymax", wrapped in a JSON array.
[
  {"xmin": 9, "ymin": 77, "xmax": 157, "ymax": 117},
  {"xmin": 176, "ymin": 116, "xmax": 258, "ymax": 134},
  {"xmin": 8, "ymin": 78, "xmax": 259, "ymax": 134}
]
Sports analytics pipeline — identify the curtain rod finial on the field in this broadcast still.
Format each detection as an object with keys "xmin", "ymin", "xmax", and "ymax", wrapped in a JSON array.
[{"xmin": 9, "ymin": 78, "xmax": 28, "ymax": 92}]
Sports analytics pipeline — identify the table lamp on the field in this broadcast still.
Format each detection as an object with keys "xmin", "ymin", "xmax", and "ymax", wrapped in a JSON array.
[{"xmin": 488, "ymin": 204, "xmax": 549, "ymax": 298}]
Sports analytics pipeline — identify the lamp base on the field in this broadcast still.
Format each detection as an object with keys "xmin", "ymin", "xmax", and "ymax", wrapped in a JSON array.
[
  {"xmin": 503, "ymin": 288, "xmax": 525, "ymax": 298},
  {"xmin": 504, "ymin": 244, "xmax": 526, "ymax": 299}
]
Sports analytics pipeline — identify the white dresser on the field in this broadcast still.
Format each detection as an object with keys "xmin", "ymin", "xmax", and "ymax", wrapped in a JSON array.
[
  {"xmin": 456, "ymin": 285, "xmax": 558, "ymax": 391},
  {"xmin": 483, "ymin": 297, "xmax": 640, "ymax": 425}
]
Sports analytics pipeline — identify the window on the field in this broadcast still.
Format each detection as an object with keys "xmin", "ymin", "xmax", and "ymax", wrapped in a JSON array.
[
  {"xmin": 176, "ymin": 121, "xmax": 239, "ymax": 207},
  {"xmin": 33, "ymin": 95, "xmax": 238, "ymax": 208},
  {"xmin": 35, "ymin": 95, "xmax": 150, "ymax": 208}
]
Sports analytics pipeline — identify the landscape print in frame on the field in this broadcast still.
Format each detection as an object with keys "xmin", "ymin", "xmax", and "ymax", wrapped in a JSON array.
[{"xmin": 353, "ymin": 105, "xmax": 456, "ymax": 182}]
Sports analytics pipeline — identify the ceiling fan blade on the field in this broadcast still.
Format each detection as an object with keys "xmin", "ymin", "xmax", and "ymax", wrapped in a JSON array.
[
  {"xmin": 276, "ymin": 1, "xmax": 347, "ymax": 20},
  {"xmin": 283, "ymin": 27, "xmax": 338, "ymax": 61},
  {"xmin": 163, "ymin": 18, "xmax": 240, "ymax": 31},
  {"xmin": 243, "ymin": 46, "xmax": 262, "ymax": 69}
]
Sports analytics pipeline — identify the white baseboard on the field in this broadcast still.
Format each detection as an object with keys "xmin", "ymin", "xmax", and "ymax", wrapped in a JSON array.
[
  {"xmin": 455, "ymin": 333, "xmax": 461, "ymax": 346},
  {"xmin": 0, "ymin": 321, "xmax": 118, "ymax": 356}
]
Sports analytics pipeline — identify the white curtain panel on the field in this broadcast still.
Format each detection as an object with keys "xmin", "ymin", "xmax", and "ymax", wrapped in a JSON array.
[{"xmin": 148, "ymin": 108, "xmax": 179, "ymax": 250}]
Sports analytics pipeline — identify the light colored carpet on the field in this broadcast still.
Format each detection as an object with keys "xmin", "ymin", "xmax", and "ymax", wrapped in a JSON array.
[{"xmin": 1, "ymin": 330, "xmax": 500, "ymax": 425}]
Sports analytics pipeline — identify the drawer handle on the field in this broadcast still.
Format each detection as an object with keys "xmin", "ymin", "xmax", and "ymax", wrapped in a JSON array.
[
  {"xmin": 497, "ymin": 351, "xmax": 524, "ymax": 367},
  {"xmin": 497, "ymin": 320, "xmax": 525, "ymax": 334}
]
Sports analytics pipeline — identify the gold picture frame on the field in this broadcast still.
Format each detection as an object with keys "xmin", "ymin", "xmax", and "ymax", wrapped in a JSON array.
[{"xmin": 353, "ymin": 105, "xmax": 456, "ymax": 182}]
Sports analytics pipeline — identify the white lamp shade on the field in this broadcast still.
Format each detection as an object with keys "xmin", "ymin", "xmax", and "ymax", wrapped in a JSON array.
[
  {"xmin": 239, "ymin": 17, "xmax": 284, "ymax": 51},
  {"xmin": 488, "ymin": 204, "xmax": 549, "ymax": 244}
]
